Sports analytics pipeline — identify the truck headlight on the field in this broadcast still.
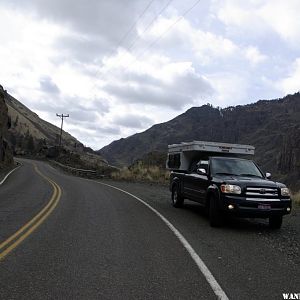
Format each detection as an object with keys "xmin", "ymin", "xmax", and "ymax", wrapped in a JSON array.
[
  {"xmin": 221, "ymin": 184, "xmax": 241, "ymax": 194},
  {"xmin": 281, "ymin": 187, "xmax": 290, "ymax": 197}
]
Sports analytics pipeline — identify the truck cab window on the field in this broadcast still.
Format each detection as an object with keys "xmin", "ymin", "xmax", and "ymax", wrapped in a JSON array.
[
  {"xmin": 197, "ymin": 160, "xmax": 209, "ymax": 173},
  {"xmin": 189, "ymin": 160, "xmax": 208, "ymax": 173}
]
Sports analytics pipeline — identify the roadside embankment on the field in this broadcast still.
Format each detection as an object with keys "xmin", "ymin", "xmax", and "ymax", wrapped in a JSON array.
[{"xmin": 0, "ymin": 85, "xmax": 13, "ymax": 169}]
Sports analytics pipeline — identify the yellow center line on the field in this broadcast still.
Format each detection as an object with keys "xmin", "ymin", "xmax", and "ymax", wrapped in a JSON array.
[{"xmin": 0, "ymin": 164, "xmax": 62, "ymax": 260}]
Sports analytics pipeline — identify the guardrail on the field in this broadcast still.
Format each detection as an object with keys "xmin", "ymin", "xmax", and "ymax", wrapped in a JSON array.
[{"xmin": 50, "ymin": 160, "xmax": 105, "ymax": 179}]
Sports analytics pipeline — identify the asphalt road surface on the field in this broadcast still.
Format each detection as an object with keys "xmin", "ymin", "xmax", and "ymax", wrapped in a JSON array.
[{"xmin": 0, "ymin": 159, "xmax": 299, "ymax": 299}]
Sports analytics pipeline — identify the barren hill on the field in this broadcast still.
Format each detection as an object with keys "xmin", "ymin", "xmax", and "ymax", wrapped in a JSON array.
[
  {"xmin": 6, "ymin": 93, "xmax": 81, "ymax": 150},
  {"xmin": 2, "ymin": 88, "xmax": 107, "ymax": 170},
  {"xmin": 98, "ymin": 93, "xmax": 300, "ymax": 190}
]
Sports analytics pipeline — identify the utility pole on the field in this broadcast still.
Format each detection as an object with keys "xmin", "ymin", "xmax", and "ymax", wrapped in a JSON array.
[{"xmin": 56, "ymin": 113, "xmax": 69, "ymax": 147}]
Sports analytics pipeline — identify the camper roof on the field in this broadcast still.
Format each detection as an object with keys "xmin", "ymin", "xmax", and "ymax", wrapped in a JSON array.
[{"xmin": 168, "ymin": 141, "xmax": 255, "ymax": 155}]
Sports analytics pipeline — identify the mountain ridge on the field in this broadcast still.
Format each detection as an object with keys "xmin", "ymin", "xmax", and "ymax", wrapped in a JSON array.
[{"xmin": 98, "ymin": 92, "xmax": 300, "ymax": 190}]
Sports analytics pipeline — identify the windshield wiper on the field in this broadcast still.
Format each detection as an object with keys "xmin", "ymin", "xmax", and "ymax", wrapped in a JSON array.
[{"xmin": 238, "ymin": 173, "xmax": 262, "ymax": 178}]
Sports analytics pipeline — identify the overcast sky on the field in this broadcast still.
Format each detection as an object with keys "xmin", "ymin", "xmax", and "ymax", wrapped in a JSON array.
[{"xmin": 0, "ymin": 0, "xmax": 299, "ymax": 149}]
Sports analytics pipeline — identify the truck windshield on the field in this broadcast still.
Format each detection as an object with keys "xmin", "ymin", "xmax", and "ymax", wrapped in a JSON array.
[{"xmin": 211, "ymin": 157, "xmax": 263, "ymax": 178}]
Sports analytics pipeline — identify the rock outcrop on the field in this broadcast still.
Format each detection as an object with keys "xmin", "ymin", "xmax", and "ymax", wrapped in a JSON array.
[
  {"xmin": 277, "ymin": 127, "xmax": 300, "ymax": 191},
  {"xmin": 0, "ymin": 85, "xmax": 13, "ymax": 168}
]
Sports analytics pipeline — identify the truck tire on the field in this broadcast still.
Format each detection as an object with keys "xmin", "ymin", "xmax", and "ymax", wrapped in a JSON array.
[
  {"xmin": 209, "ymin": 195, "xmax": 223, "ymax": 227},
  {"xmin": 269, "ymin": 215, "xmax": 282, "ymax": 229},
  {"xmin": 171, "ymin": 185, "xmax": 184, "ymax": 208}
]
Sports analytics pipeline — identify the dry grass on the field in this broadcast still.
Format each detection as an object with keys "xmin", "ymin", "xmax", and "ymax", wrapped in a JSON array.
[
  {"xmin": 111, "ymin": 165, "xmax": 169, "ymax": 184},
  {"xmin": 8, "ymin": 104, "xmax": 46, "ymax": 139},
  {"xmin": 292, "ymin": 191, "xmax": 300, "ymax": 206},
  {"xmin": 79, "ymin": 152, "xmax": 108, "ymax": 169},
  {"xmin": 7, "ymin": 99, "xmax": 80, "ymax": 147}
]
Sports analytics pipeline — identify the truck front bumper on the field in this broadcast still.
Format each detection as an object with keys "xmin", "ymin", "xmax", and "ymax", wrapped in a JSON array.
[{"xmin": 220, "ymin": 195, "xmax": 292, "ymax": 218}]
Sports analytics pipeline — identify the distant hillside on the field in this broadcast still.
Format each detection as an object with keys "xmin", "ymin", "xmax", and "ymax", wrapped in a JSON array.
[
  {"xmin": 98, "ymin": 93, "xmax": 300, "ymax": 191},
  {"xmin": 1, "ymin": 87, "xmax": 108, "ymax": 169},
  {"xmin": 5, "ymin": 92, "xmax": 82, "ymax": 151}
]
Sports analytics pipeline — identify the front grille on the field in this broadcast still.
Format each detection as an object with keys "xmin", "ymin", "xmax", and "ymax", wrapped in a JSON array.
[
  {"xmin": 245, "ymin": 187, "xmax": 279, "ymax": 201},
  {"xmin": 246, "ymin": 187, "xmax": 278, "ymax": 196}
]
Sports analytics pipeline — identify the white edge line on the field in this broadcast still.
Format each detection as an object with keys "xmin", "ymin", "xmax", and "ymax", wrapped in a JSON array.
[
  {"xmin": 0, "ymin": 162, "xmax": 22, "ymax": 186},
  {"xmin": 90, "ymin": 180, "xmax": 229, "ymax": 300}
]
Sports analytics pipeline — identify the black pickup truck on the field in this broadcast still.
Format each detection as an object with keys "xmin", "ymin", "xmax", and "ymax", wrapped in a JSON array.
[{"xmin": 170, "ymin": 156, "xmax": 292, "ymax": 228}]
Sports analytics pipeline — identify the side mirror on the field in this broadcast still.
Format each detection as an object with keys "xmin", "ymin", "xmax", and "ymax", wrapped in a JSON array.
[
  {"xmin": 266, "ymin": 172, "xmax": 271, "ymax": 179},
  {"xmin": 197, "ymin": 168, "xmax": 207, "ymax": 175}
]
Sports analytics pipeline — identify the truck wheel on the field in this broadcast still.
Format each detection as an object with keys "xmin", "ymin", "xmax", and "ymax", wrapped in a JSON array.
[
  {"xmin": 171, "ymin": 185, "xmax": 184, "ymax": 208},
  {"xmin": 209, "ymin": 195, "xmax": 223, "ymax": 227},
  {"xmin": 269, "ymin": 216, "xmax": 282, "ymax": 229}
]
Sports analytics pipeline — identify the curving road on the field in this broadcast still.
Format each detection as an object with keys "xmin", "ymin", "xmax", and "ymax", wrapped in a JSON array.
[{"xmin": 0, "ymin": 159, "xmax": 299, "ymax": 299}]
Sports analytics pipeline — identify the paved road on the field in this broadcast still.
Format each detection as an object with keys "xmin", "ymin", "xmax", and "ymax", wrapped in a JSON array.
[{"xmin": 0, "ymin": 159, "xmax": 299, "ymax": 299}]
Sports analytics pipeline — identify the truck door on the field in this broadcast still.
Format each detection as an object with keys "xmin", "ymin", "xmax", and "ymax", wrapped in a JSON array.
[{"xmin": 184, "ymin": 160, "xmax": 209, "ymax": 204}]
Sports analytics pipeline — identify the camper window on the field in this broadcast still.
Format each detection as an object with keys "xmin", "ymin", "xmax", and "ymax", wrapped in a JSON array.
[{"xmin": 168, "ymin": 153, "xmax": 181, "ymax": 169}]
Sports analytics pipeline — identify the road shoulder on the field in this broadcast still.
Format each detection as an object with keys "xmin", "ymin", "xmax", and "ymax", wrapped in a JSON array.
[{"xmin": 0, "ymin": 161, "xmax": 21, "ymax": 185}]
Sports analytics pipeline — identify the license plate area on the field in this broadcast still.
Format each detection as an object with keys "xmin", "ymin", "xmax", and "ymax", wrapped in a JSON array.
[{"xmin": 258, "ymin": 204, "xmax": 271, "ymax": 210}]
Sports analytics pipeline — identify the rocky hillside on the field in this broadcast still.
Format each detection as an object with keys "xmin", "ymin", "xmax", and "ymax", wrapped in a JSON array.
[
  {"xmin": 5, "ymin": 92, "xmax": 82, "ymax": 153},
  {"xmin": 0, "ymin": 86, "xmax": 13, "ymax": 168},
  {"xmin": 2, "ymin": 86, "xmax": 107, "ymax": 169},
  {"xmin": 98, "ymin": 92, "xmax": 300, "ymax": 191}
]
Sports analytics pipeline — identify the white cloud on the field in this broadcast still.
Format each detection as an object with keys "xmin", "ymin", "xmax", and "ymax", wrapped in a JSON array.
[
  {"xmin": 278, "ymin": 58, "xmax": 300, "ymax": 95},
  {"xmin": 0, "ymin": 7, "xmax": 69, "ymax": 98},
  {"xmin": 206, "ymin": 72, "xmax": 250, "ymax": 107},
  {"xmin": 3, "ymin": 0, "xmax": 141, "ymax": 41},
  {"xmin": 215, "ymin": 0, "xmax": 300, "ymax": 48},
  {"xmin": 188, "ymin": 27, "xmax": 238, "ymax": 64},
  {"xmin": 144, "ymin": 16, "xmax": 239, "ymax": 64},
  {"xmin": 216, "ymin": 0, "xmax": 255, "ymax": 24},
  {"xmin": 102, "ymin": 55, "xmax": 214, "ymax": 110},
  {"xmin": 258, "ymin": 0, "xmax": 300, "ymax": 46},
  {"xmin": 0, "ymin": 0, "xmax": 298, "ymax": 150},
  {"xmin": 245, "ymin": 46, "xmax": 267, "ymax": 65},
  {"xmin": 215, "ymin": 0, "xmax": 266, "ymax": 34}
]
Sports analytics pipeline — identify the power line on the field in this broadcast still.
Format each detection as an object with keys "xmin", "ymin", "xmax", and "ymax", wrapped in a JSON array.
[
  {"xmin": 125, "ymin": 0, "xmax": 174, "ymax": 54},
  {"xmin": 91, "ymin": 0, "xmax": 156, "ymax": 85},
  {"xmin": 92, "ymin": 0, "xmax": 201, "ymax": 107},
  {"xmin": 101, "ymin": 0, "xmax": 174, "ymax": 75},
  {"xmin": 115, "ymin": 0, "xmax": 156, "ymax": 50},
  {"xmin": 123, "ymin": 0, "xmax": 202, "ymax": 71},
  {"xmin": 90, "ymin": 1, "xmax": 157, "ymax": 94}
]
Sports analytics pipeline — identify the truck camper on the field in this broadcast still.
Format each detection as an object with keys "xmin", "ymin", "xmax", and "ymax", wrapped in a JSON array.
[{"xmin": 167, "ymin": 141, "xmax": 292, "ymax": 228}]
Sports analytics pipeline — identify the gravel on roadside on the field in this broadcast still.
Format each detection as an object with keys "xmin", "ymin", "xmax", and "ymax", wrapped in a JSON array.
[{"xmin": 100, "ymin": 179, "xmax": 300, "ymax": 266}]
